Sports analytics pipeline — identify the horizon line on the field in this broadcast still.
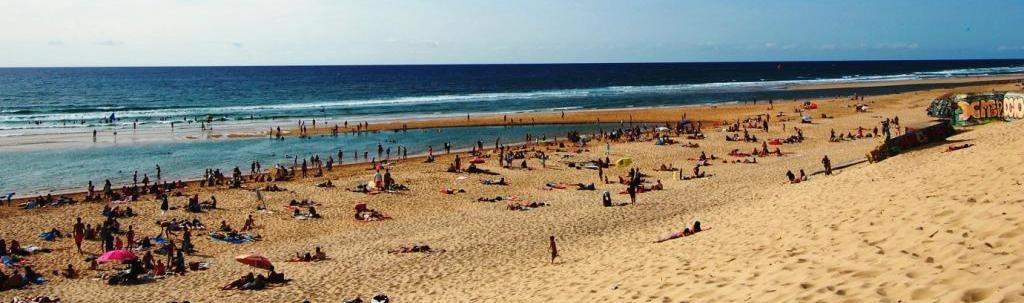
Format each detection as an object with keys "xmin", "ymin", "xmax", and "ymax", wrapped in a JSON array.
[{"xmin": 2, "ymin": 57, "xmax": 1023, "ymax": 69}]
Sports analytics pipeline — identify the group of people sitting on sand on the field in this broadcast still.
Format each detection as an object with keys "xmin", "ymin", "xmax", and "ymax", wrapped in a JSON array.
[
  {"xmin": 184, "ymin": 194, "xmax": 217, "ymax": 213},
  {"xmin": 354, "ymin": 204, "xmax": 387, "ymax": 221},
  {"xmin": 0, "ymin": 266, "xmax": 45, "ymax": 291},
  {"xmin": 1, "ymin": 239, "xmax": 51, "ymax": 260},
  {"xmin": 830, "ymin": 127, "xmax": 876, "ymax": 142},
  {"xmin": 725, "ymin": 129, "xmax": 759, "ymax": 143},
  {"xmin": 83, "ymin": 177, "xmax": 185, "ymax": 204},
  {"xmin": 388, "ymin": 244, "xmax": 439, "ymax": 254},
  {"xmin": 786, "ymin": 169, "xmax": 809, "ymax": 183},
  {"xmin": 289, "ymin": 247, "xmax": 328, "ymax": 262},
  {"xmin": 101, "ymin": 205, "xmax": 136, "ymax": 218},
  {"xmin": 507, "ymin": 201, "xmax": 548, "ymax": 211},
  {"xmin": 16, "ymin": 194, "xmax": 78, "ymax": 210},
  {"xmin": 680, "ymin": 165, "xmax": 707, "ymax": 181},
  {"xmin": 157, "ymin": 218, "xmax": 206, "ymax": 232},
  {"xmin": 481, "ymin": 178, "xmax": 508, "ymax": 186},
  {"xmin": 221, "ymin": 269, "xmax": 289, "ymax": 291},
  {"xmin": 292, "ymin": 206, "xmax": 321, "ymax": 219}
]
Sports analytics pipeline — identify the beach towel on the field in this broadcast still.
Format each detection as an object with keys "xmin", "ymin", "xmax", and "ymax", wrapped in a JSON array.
[
  {"xmin": 1, "ymin": 255, "xmax": 15, "ymax": 267},
  {"xmin": 23, "ymin": 245, "xmax": 47, "ymax": 254},
  {"xmin": 152, "ymin": 236, "xmax": 170, "ymax": 247},
  {"xmin": 39, "ymin": 231, "xmax": 59, "ymax": 241},
  {"xmin": 209, "ymin": 232, "xmax": 259, "ymax": 244}
]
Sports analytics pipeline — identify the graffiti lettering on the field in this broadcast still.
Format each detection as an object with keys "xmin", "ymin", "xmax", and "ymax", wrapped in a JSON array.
[
  {"xmin": 931, "ymin": 92, "xmax": 1024, "ymax": 125},
  {"xmin": 1005, "ymin": 95, "xmax": 1024, "ymax": 119}
]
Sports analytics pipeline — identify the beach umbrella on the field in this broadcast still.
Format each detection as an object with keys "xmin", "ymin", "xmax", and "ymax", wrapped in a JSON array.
[
  {"xmin": 97, "ymin": 249, "xmax": 137, "ymax": 263},
  {"xmin": 615, "ymin": 157, "xmax": 633, "ymax": 167},
  {"xmin": 235, "ymin": 253, "xmax": 273, "ymax": 270}
]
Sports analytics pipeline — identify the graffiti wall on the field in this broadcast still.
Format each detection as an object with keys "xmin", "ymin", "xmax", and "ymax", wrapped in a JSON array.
[
  {"xmin": 928, "ymin": 92, "xmax": 1024, "ymax": 126},
  {"xmin": 867, "ymin": 122, "xmax": 956, "ymax": 163},
  {"xmin": 954, "ymin": 93, "xmax": 1005, "ymax": 125},
  {"xmin": 1005, "ymin": 92, "xmax": 1024, "ymax": 119}
]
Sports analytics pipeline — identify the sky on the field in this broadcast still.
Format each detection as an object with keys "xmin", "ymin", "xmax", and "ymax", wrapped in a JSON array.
[{"xmin": 1, "ymin": 0, "xmax": 1023, "ymax": 67}]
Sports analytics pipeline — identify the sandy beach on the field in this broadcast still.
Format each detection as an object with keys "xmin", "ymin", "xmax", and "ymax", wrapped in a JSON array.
[{"xmin": 2, "ymin": 80, "xmax": 1023, "ymax": 303}]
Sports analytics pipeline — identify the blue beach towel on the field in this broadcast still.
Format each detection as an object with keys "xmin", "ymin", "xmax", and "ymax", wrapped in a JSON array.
[{"xmin": 39, "ymin": 231, "xmax": 58, "ymax": 241}]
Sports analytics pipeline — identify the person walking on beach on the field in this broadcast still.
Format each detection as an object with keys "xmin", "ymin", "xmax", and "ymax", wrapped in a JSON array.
[
  {"xmin": 125, "ymin": 225, "xmax": 135, "ymax": 250},
  {"xmin": 160, "ymin": 194, "xmax": 169, "ymax": 214},
  {"xmin": 822, "ymin": 155, "xmax": 832, "ymax": 175},
  {"xmin": 549, "ymin": 236, "xmax": 559, "ymax": 264},
  {"xmin": 73, "ymin": 217, "xmax": 85, "ymax": 253}
]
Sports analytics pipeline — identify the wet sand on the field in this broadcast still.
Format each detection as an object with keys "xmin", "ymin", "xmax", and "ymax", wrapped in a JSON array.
[{"xmin": 1, "ymin": 81, "xmax": 1022, "ymax": 302}]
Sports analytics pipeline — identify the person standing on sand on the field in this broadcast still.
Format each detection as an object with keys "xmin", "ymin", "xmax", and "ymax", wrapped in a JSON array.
[
  {"xmin": 549, "ymin": 236, "xmax": 558, "ymax": 264},
  {"xmin": 73, "ymin": 217, "xmax": 85, "ymax": 253},
  {"xmin": 160, "ymin": 194, "xmax": 169, "ymax": 214},
  {"xmin": 126, "ymin": 225, "xmax": 135, "ymax": 250},
  {"xmin": 822, "ymin": 155, "xmax": 832, "ymax": 175}
]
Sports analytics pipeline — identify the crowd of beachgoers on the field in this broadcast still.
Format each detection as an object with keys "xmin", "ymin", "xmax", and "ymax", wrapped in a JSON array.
[{"xmin": 1, "ymin": 80, "xmax": 1021, "ymax": 302}]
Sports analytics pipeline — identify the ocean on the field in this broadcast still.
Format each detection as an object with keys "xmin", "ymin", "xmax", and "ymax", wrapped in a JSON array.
[
  {"xmin": 0, "ymin": 123, "xmax": 619, "ymax": 194},
  {"xmin": 2, "ymin": 60, "xmax": 1023, "ymax": 133},
  {"xmin": 2, "ymin": 59, "xmax": 1024, "ymax": 195}
]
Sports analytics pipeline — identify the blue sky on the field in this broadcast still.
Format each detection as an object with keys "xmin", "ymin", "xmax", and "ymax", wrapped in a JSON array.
[{"xmin": 1, "ymin": 0, "xmax": 1022, "ymax": 67}]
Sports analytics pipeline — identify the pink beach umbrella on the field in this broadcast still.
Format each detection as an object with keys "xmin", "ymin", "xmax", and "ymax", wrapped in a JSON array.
[
  {"xmin": 97, "ymin": 249, "xmax": 138, "ymax": 263},
  {"xmin": 235, "ymin": 253, "xmax": 273, "ymax": 270}
]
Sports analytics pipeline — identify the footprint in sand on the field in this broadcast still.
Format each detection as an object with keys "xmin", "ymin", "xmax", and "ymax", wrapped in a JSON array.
[{"xmin": 961, "ymin": 288, "xmax": 994, "ymax": 302}]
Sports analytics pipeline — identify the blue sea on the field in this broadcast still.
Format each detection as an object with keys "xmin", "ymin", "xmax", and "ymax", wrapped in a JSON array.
[
  {"xmin": 1, "ymin": 60, "xmax": 1023, "ymax": 195},
  {"xmin": 2, "ymin": 60, "xmax": 1023, "ymax": 132}
]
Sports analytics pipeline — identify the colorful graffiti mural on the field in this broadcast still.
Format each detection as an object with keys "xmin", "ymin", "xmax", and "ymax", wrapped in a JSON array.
[
  {"xmin": 1005, "ymin": 93, "xmax": 1024, "ymax": 119},
  {"xmin": 927, "ymin": 92, "xmax": 1024, "ymax": 126},
  {"xmin": 867, "ymin": 122, "xmax": 956, "ymax": 163}
]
